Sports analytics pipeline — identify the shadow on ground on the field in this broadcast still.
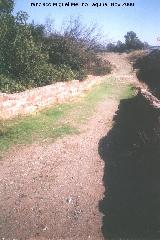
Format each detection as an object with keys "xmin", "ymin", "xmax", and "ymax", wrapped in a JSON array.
[{"xmin": 98, "ymin": 94, "xmax": 160, "ymax": 239}]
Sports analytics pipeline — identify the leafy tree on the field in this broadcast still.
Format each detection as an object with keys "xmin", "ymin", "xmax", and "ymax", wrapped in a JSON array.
[
  {"xmin": 107, "ymin": 43, "xmax": 116, "ymax": 52},
  {"xmin": 116, "ymin": 40, "xmax": 126, "ymax": 52},
  {"xmin": 107, "ymin": 41, "xmax": 126, "ymax": 52},
  {"xmin": 43, "ymin": 17, "xmax": 110, "ymax": 80},
  {"xmin": 124, "ymin": 31, "xmax": 144, "ymax": 50},
  {"xmin": 16, "ymin": 11, "xmax": 29, "ymax": 25},
  {"xmin": 29, "ymin": 22, "xmax": 45, "ymax": 45},
  {"xmin": 0, "ymin": 11, "xmax": 16, "ymax": 74},
  {"xmin": 0, "ymin": 0, "xmax": 14, "ymax": 13},
  {"xmin": 0, "ymin": 10, "xmax": 58, "ymax": 90},
  {"xmin": 11, "ymin": 12, "xmax": 58, "ymax": 86},
  {"xmin": 45, "ymin": 34, "xmax": 89, "ymax": 70}
]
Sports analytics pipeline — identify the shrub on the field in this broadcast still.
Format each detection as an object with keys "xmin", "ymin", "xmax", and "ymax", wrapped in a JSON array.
[
  {"xmin": 0, "ymin": 74, "xmax": 26, "ymax": 93},
  {"xmin": 0, "ymin": 0, "xmax": 14, "ymax": 13},
  {"xmin": 43, "ymin": 18, "xmax": 107, "ymax": 81},
  {"xmin": 0, "ymin": 65, "xmax": 62, "ymax": 93},
  {"xmin": 0, "ymin": 13, "xmax": 16, "ymax": 75},
  {"xmin": 74, "ymin": 69, "xmax": 88, "ymax": 81},
  {"xmin": 44, "ymin": 35, "xmax": 93, "ymax": 74},
  {"xmin": 54, "ymin": 64, "xmax": 76, "ymax": 81},
  {"xmin": 88, "ymin": 58, "xmax": 112, "ymax": 76},
  {"xmin": 45, "ymin": 32, "xmax": 112, "ymax": 79},
  {"xmin": 0, "ymin": 8, "xmax": 112, "ymax": 93},
  {"xmin": 0, "ymin": 11, "xmax": 61, "ymax": 91},
  {"xmin": 26, "ymin": 63, "xmax": 61, "ymax": 87},
  {"xmin": 9, "ymin": 24, "xmax": 49, "ymax": 81}
]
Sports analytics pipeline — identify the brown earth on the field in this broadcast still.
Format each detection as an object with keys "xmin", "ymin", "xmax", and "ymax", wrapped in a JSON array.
[{"xmin": 0, "ymin": 53, "xmax": 137, "ymax": 240}]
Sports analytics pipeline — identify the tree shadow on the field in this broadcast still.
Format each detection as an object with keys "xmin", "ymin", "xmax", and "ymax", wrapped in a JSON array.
[{"xmin": 98, "ymin": 93, "xmax": 160, "ymax": 239}]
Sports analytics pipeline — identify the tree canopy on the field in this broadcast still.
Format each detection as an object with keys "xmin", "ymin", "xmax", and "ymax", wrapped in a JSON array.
[
  {"xmin": 0, "ymin": 0, "xmax": 14, "ymax": 14},
  {"xmin": 124, "ymin": 31, "xmax": 144, "ymax": 50}
]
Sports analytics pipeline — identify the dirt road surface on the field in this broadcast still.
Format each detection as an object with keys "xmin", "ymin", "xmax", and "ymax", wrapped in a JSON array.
[{"xmin": 0, "ymin": 53, "xmax": 136, "ymax": 240}]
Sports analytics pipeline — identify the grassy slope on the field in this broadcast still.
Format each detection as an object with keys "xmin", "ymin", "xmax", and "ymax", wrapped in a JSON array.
[{"xmin": 0, "ymin": 77, "xmax": 135, "ymax": 156}]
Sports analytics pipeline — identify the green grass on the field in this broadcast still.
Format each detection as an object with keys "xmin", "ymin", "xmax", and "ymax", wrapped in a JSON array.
[
  {"xmin": 120, "ymin": 84, "xmax": 136, "ymax": 100},
  {"xmin": 0, "ymin": 77, "xmax": 135, "ymax": 156},
  {"xmin": 69, "ymin": 80, "xmax": 115, "ymax": 124}
]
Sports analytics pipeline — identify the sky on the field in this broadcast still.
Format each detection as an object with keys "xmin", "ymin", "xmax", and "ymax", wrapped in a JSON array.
[{"xmin": 13, "ymin": 0, "xmax": 160, "ymax": 46}]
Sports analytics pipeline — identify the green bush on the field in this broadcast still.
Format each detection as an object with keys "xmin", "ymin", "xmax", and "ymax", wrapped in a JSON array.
[
  {"xmin": 43, "ymin": 27, "xmax": 110, "ymax": 81},
  {"xmin": 74, "ymin": 69, "xmax": 88, "ymax": 81},
  {"xmin": 9, "ymin": 24, "xmax": 49, "ymax": 81},
  {"xmin": 0, "ymin": 13, "xmax": 16, "ymax": 75},
  {"xmin": 0, "ymin": 74, "xmax": 26, "ymax": 93},
  {"xmin": 0, "ymin": 0, "xmax": 14, "ymax": 13},
  {"xmin": 0, "ymin": 8, "xmax": 112, "ymax": 93},
  {"xmin": 55, "ymin": 64, "xmax": 76, "ymax": 81},
  {"xmin": 0, "ymin": 12, "xmax": 61, "ymax": 92},
  {"xmin": 88, "ymin": 58, "xmax": 112, "ymax": 76},
  {"xmin": 26, "ymin": 63, "xmax": 60, "ymax": 87},
  {"xmin": 44, "ymin": 35, "xmax": 92, "ymax": 74},
  {"xmin": 0, "ymin": 67, "xmax": 60, "ymax": 93}
]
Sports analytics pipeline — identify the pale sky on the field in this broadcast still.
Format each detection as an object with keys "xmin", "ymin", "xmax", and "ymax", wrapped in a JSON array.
[{"xmin": 13, "ymin": 0, "xmax": 160, "ymax": 46}]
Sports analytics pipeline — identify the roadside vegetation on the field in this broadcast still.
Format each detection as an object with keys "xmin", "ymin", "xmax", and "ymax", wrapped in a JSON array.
[
  {"xmin": 0, "ymin": 0, "xmax": 111, "ymax": 93},
  {"xmin": 0, "ymin": 77, "xmax": 135, "ymax": 156}
]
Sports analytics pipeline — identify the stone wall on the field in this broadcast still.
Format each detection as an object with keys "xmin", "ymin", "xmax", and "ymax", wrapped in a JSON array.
[{"xmin": 0, "ymin": 76, "xmax": 103, "ymax": 120}]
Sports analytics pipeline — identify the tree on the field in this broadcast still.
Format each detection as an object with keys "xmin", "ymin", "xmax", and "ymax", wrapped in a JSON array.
[
  {"xmin": 116, "ymin": 40, "xmax": 126, "ymax": 52},
  {"xmin": 0, "ymin": 0, "xmax": 14, "ymax": 13},
  {"xmin": 0, "ymin": 9, "xmax": 16, "ymax": 74},
  {"xmin": 124, "ymin": 31, "xmax": 144, "ymax": 50},
  {"xmin": 62, "ymin": 17, "xmax": 102, "ymax": 50},
  {"xmin": 16, "ymin": 11, "xmax": 29, "ymax": 25},
  {"xmin": 0, "ymin": 10, "xmax": 57, "ymax": 88},
  {"xmin": 107, "ymin": 43, "xmax": 116, "ymax": 52},
  {"xmin": 107, "ymin": 41, "xmax": 126, "ymax": 52},
  {"xmin": 44, "ymin": 34, "xmax": 90, "ymax": 71},
  {"xmin": 43, "ymin": 17, "xmax": 106, "ymax": 76},
  {"xmin": 29, "ymin": 22, "xmax": 45, "ymax": 45}
]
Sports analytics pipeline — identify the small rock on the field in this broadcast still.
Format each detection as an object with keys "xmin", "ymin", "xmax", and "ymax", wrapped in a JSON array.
[
  {"xmin": 42, "ymin": 226, "xmax": 48, "ymax": 231},
  {"xmin": 66, "ymin": 197, "xmax": 73, "ymax": 204}
]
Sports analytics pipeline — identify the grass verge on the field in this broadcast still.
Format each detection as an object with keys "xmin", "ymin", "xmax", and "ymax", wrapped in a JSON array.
[
  {"xmin": 0, "ymin": 77, "xmax": 135, "ymax": 156},
  {"xmin": 120, "ymin": 84, "xmax": 136, "ymax": 99}
]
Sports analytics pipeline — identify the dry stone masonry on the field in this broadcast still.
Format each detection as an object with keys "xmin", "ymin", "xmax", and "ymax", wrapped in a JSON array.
[{"xmin": 0, "ymin": 76, "xmax": 102, "ymax": 119}]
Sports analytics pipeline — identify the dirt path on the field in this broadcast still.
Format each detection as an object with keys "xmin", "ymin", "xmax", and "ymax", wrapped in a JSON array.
[{"xmin": 0, "ymin": 53, "xmax": 136, "ymax": 240}]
